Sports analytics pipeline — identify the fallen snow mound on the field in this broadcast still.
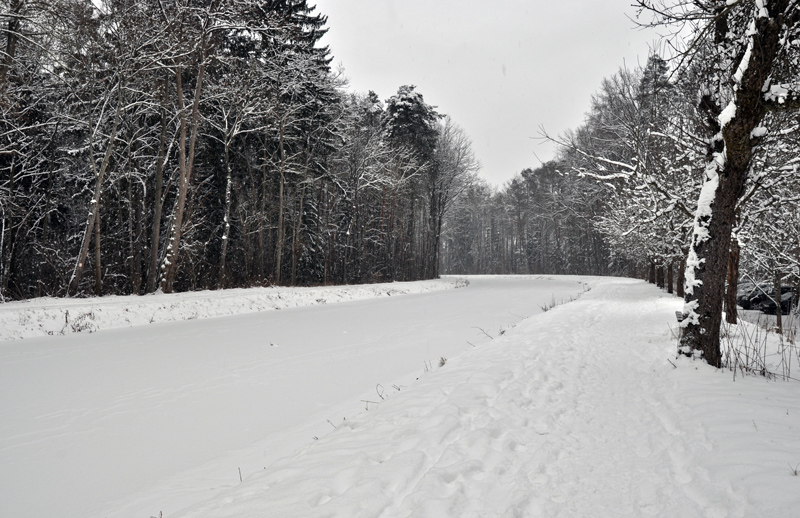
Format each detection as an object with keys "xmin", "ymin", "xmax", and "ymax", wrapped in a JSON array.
[{"xmin": 0, "ymin": 278, "xmax": 468, "ymax": 341}]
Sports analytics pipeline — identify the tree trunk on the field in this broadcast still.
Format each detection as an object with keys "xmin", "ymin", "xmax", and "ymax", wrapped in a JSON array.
[
  {"xmin": 432, "ymin": 207, "xmax": 445, "ymax": 278},
  {"xmin": 1, "ymin": 154, "xmax": 18, "ymax": 300},
  {"xmin": 725, "ymin": 239, "xmax": 740, "ymax": 324},
  {"xmin": 680, "ymin": 162, "xmax": 741, "ymax": 367},
  {"xmin": 274, "ymin": 119, "xmax": 286, "ymax": 285},
  {"xmin": 291, "ymin": 150, "xmax": 311, "ymax": 286},
  {"xmin": 676, "ymin": 257, "xmax": 685, "ymax": 298},
  {"xmin": 161, "ymin": 56, "xmax": 206, "ymax": 293},
  {"xmin": 774, "ymin": 271, "xmax": 783, "ymax": 335},
  {"xmin": 258, "ymin": 133, "xmax": 270, "ymax": 283},
  {"xmin": 680, "ymin": 5, "xmax": 790, "ymax": 366},
  {"xmin": 131, "ymin": 180, "xmax": 143, "ymax": 294},
  {"xmin": 0, "ymin": 0, "xmax": 22, "ymax": 88},
  {"xmin": 217, "ymin": 141, "xmax": 233, "ymax": 289},
  {"xmin": 147, "ymin": 74, "xmax": 169, "ymax": 293},
  {"xmin": 94, "ymin": 203, "xmax": 102, "ymax": 296},
  {"xmin": 67, "ymin": 85, "xmax": 122, "ymax": 296},
  {"xmin": 667, "ymin": 260, "xmax": 674, "ymax": 294},
  {"xmin": 291, "ymin": 188, "xmax": 302, "ymax": 286}
]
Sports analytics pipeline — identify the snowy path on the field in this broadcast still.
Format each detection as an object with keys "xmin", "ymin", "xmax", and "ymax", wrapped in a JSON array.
[
  {"xmin": 173, "ymin": 279, "xmax": 800, "ymax": 518},
  {"xmin": 0, "ymin": 276, "xmax": 593, "ymax": 518}
]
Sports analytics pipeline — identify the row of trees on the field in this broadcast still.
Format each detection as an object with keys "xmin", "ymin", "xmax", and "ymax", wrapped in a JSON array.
[
  {"xmin": 0, "ymin": 0, "xmax": 478, "ymax": 300},
  {"xmin": 437, "ymin": 55, "xmax": 696, "ymax": 282},
  {"xmin": 438, "ymin": 0, "xmax": 799, "ymax": 368},
  {"xmin": 440, "ymin": 163, "xmax": 612, "ymax": 278},
  {"xmin": 543, "ymin": 0, "xmax": 800, "ymax": 365}
]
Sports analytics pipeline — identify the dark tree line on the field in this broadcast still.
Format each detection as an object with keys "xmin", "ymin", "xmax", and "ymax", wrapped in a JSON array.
[
  {"xmin": 0, "ymin": 0, "xmax": 477, "ymax": 300},
  {"xmin": 440, "ymin": 162, "xmax": 613, "ymax": 277}
]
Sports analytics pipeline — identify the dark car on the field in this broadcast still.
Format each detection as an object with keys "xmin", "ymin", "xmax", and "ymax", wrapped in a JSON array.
[
  {"xmin": 736, "ymin": 282, "xmax": 772, "ymax": 310},
  {"xmin": 737, "ymin": 281, "xmax": 797, "ymax": 315},
  {"xmin": 755, "ymin": 287, "xmax": 797, "ymax": 315}
]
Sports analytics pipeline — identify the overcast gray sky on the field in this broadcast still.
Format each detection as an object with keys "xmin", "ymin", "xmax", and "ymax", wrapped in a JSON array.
[{"xmin": 313, "ymin": 0, "xmax": 662, "ymax": 186}]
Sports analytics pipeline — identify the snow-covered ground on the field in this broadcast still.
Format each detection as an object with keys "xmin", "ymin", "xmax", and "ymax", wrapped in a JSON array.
[
  {"xmin": 0, "ymin": 275, "xmax": 587, "ymax": 518},
  {"xmin": 2, "ymin": 276, "xmax": 799, "ymax": 517},
  {"xmin": 0, "ymin": 278, "xmax": 468, "ymax": 341},
  {"xmin": 738, "ymin": 307, "xmax": 800, "ymax": 335}
]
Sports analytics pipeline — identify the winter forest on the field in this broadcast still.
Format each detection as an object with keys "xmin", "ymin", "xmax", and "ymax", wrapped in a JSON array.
[{"xmin": 1, "ymin": 1, "xmax": 799, "ymax": 364}]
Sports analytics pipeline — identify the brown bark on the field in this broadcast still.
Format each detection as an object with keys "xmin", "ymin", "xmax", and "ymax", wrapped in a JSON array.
[{"xmin": 680, "ymin": 5, "xmax": 791, "ymax": 367}]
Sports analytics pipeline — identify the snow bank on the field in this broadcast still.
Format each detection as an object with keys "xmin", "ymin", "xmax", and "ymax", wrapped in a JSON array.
[{"xmin": 0, "ymin": 278, "xmax": 467, "ymax": 342}]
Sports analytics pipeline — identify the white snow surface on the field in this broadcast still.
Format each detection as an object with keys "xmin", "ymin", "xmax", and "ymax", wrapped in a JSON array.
[
  {"xmin": 0, "ymin": 278, "xmax": 467, "ymax": 341},
  {"xmin": 2, "ymin": 276, "xmax": 800, "ymax": 518}
]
